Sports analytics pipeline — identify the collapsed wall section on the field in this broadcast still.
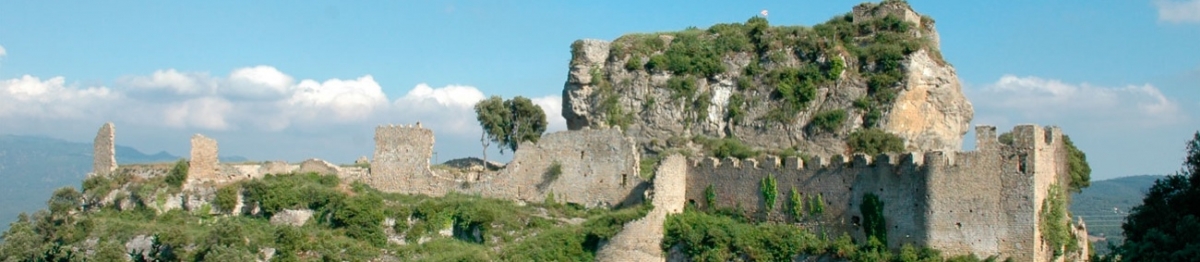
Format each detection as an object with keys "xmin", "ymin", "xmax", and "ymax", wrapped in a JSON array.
[
  {"xmin": 493, "ymin": 128, "xmax": 645, "ymax": 207},
  {"xmin": 369, "ymin": 124, "xmax": 435, "ymax": 193}
]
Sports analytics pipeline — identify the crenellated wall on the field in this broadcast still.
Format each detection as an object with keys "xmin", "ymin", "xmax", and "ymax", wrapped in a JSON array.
[{"xmin": 678, "ymin": 124, "xmax": 1072, "ymax": 261}]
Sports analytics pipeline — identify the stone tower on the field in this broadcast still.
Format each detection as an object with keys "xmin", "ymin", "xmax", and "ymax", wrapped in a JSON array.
[{"xmin": 91, "ymin": 122, "xmax": 116, "ymax": 177}]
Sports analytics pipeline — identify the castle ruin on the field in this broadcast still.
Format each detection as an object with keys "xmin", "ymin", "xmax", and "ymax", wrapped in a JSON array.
[{"xmin": 91, "ymin": 122, "xmax": 1086, "ymax": 260}]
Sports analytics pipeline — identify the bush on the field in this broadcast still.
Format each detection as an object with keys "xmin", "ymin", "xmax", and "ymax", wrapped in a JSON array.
[
  {"xmin": 695, "ymin": 137, "xmax": 760, "ymax": 159},
  {"xmin": 848, "ymin": 128, "xmax": 905, "ymax": 155},
  {"xmin": 165, "ymin": 159, "xmax": 188, "ymax": 189},
  {"xmin": 624, "ymin": 56, "xmax": 642, "ymax": 71},
  {"xmin": 809, "ymin": 109, "xmax": 847, "ymax": 133},
  {"xmin": 213, "ymin": 185, "xmax": 239, "ymax": 214},
  {"xmin": 788, "ymin": 188, "xmax": 803, "ymax": 221},
  {"xmin": 1063, "ymin": 135, "xmax": 1091, "ymax": 193},
  {"xmin": 666, "ymin": 76, "xmax": 698, "ymax": 100},
  {"xmin": 760, "ymin": 175, "xmax": 778, "ymax": 211}
]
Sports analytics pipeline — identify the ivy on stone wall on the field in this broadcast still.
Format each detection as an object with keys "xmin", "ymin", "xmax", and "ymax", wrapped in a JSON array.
[
  {"xmin": 1039, "ymin": 184, "xmax": 1078, "ymax": 258},
  {"xmin": 860, "ymin": 193, "xmax": 887, "ymax": 246},
  {"xmin": 760, "ymin": 175, "xmax": 779, "ymax": 211}
]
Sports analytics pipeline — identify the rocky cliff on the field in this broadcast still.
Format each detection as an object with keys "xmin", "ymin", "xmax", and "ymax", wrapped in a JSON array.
[{"xmin": 562, "ymin": 1, "xmax": 972, "ymax": 156}]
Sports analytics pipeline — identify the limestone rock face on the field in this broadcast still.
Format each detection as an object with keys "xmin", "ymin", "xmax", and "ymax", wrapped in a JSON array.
[
  {"xmin": 270, "ymin": 209, "xmax": 314, "ymax": 227},
  {"xmin": 561, "ymin": 5, "xmax": 972, "ymax": 155},
  {"xmin": 880, "ymin": 49, "xmax": 973, "ymax": 152}
]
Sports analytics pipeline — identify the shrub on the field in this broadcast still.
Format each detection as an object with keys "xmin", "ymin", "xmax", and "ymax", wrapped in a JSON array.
[
  {"xmin": 666, "ymin": 76, "xmax": 698, "ymax": 100},
  {"xmin": 165, "ymin": 159, "xmax": 188, "ymax": 189},
  {"xmin": 695, "ymin": 137, "xmax": 760, "ymax": 159},
  {"xmin": 848, "ymin": 128, "xmax": 905, "ymax": 155},
  {"xmin": 213, "ymin": 185, "xmax": 239, "ymax": 214},
  {"xmin": 788, "ymin": 188, "xmax": 803, "ymax": 221},
  {"xmin": 705, "ymin": 185, "xmax": 717, "ymax": 208},
  {"xmin": 639, "ymin": 155, "xmax": 661, "ymax": 180},
  {"xmin": 624, "ymin": 56, "xmax": 642, "ymax": 71},
  {"xmin": 760, "ymin": 175, "xmax": 778, "ymax": 211},
  {"xmin": 810, "ymin": 193, "xmax": 825, "ymax": 217},
  {"xmin": 809, "ymin": 109, "xmax": 847, "ymax": 133},
  {"xmin": 545, "ymin": 160, "xmax": 563, "ymax": 182}
]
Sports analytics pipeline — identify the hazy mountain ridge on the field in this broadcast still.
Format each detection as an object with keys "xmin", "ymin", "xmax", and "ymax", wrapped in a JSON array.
[
  {"xmin": 1069, "ymin": 174, "xmax": 1163, "ymax": 254},
  {"xmin": 0, "ymin": 134, "xmax": 246, "ymax": 232}
]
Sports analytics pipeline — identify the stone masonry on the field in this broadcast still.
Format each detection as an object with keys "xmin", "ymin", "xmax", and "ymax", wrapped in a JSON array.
[
  {"xmin": 368, "ymin": 124, "xmax": 646, "ymax": 208},
  {"xmin": 676, "ymin": 124, "xmax": 1085, "ymax": 261},
  {"xmin": 188, "ymin": 134, "xmax": 219, "ymax": 182},
  {"xmin": 91, "ymin": 122, "xmax": 116, "ymax": 177},
  {"xmin": 92, "ymin": 121, "xmax": 1086, "ymax": 261}
]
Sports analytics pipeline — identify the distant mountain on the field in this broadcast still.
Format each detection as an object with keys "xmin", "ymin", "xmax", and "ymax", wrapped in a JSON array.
[
  {"xmin": 1069, "ymin": 175, "xmax": 1164, "ymax": 254},
  {"xmin": 0, "ymin": 135, "xmax": 246, "ymax": 232}
]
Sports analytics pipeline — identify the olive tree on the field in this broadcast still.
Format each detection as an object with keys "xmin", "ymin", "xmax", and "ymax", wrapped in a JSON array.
[{"xmin": 474, "ymin": 96, "xmax": 548, "ymax": 163}]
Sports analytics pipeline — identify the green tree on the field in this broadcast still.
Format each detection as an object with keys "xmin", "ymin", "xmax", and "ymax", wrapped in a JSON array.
[
  {"xmin": 1063, "ymin": 135, "xmax": 1091, "ymax": 193},
  {"xmin": 1116, "ymin": 131, "xmax": 1200, "ymax": 260},
  {"xmin": 48, "ymin": 187, "xmax": 82, "ymax": 217},
  {"xmin": 0, "ymin": 213, "xmax": 44, "ymax": 261},
  {"xmin": 474, "ymin": 96, "xmax": 548, "ymax": 159}
]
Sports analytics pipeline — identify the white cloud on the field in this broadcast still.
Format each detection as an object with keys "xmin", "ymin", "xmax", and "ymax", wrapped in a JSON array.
[
  {"xmin": 531, "ymin": 95, "xmax": 567, "ymax": 132},
  {"xmin": 1154, "ymin": 0, "xmax": 1200, "ymax": 23},
  {"xmin": 164, "ymin": 96, "xmax": 234, "ymax": 130},
  {"xmin": 287, "ymin": 76, "xmax": 388, "ymax": 122},
  {"xmin": 122, "ymin": 69, "xmax": 217, "ymax": 96},
  {"xmin": 0, "ymin": 75, "xmax": 117, "ymax": 119},
  {"xmin": 0, "ymin": 44, "xmax": 6, "ymax": 57},
  {"xmin": 391, "ymin": 83, "xmax": 486, "ymax": 135},
  {"xmin": 971, "ymin": 75, "xmax": 1186, "ymax": 127}
]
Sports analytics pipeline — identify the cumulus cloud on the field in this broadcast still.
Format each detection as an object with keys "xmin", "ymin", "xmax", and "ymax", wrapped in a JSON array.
[
  {"xmin": 1154, "ymin": 0, "xmax": 1200, "ymax": 23},
  {"xmin": 971, "ymin": 75, "xmax": 1186, "ymax": 128},
  {"xmin": 0, "ymin": 75, "xmax": 117, "ymax": 119},
  {"xmin": 531, "ymin": 96, "xmax": 567, "ymax": 132},
  {"xmin": 391, "ymin": 83, "xmax": 486, "ymax": 135}
]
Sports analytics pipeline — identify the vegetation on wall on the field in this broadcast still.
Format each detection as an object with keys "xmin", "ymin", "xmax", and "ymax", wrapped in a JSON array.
[
  {"xmin": 1063, "ymin": 135, "xmax": 1091, "ymax": 193},
  {"xmin": 809, "ymin": 109, "xmax": 848, "ymax": 133},
  {"xmin": 861, "ymin": 193, "xmax": 888, "ymax": 247},
  {"xmin": 1039, "ymin": 184, "xmax": 1077, "ymax": 258},
  {"xmin": 848, "ymin": 128, "xmax": 906, "ymax": 155},
  {"xmin": 760, "ymin": 175, "xmax": 779, "ymax": 211}
]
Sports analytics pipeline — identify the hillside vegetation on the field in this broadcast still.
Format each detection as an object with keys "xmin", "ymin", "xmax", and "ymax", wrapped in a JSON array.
[{"xmin": 0, "ymin": 172, "xmax": 651, "ymax": 261}]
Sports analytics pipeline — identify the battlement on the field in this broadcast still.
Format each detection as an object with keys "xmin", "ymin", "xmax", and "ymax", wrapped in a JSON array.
[{"xmin": 688, "ymin": 152, "xmax": 930, "ymax": 173}]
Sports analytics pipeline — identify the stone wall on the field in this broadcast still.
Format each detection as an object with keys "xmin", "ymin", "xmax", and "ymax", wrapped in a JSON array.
[
  {"xmin": 683, "ymin": 124, "xmax": 1078, "ymax": 260},
  {"xmin": 188, "ymin": 134, "xmax": 219, "ymax": 182},
  {"xmin": 92, "ymin": 122, "xmax": 116, "ymax": 176},
  {"xmin": 364, "ymin": 124, "xmax": 645, "ymax": 208}
]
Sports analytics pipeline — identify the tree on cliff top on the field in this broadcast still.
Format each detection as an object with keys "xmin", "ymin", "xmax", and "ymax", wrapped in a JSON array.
[
  {"xmin": 1114, "ymin": 131, "xmax": 1200, "ymax": 261},
  {"xmin": 474, "ymin": 96, "xmax": 548, "ymax": 160}
]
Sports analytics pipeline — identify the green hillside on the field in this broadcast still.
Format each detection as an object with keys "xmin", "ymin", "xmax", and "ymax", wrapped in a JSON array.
[{"xmin": 1069, "ymin": 175, "xmax": 1163, "ymax": 254}]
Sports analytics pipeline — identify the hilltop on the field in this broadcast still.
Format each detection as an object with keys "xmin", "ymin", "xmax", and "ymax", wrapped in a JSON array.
[{"xmin": 563, "ymin": 0, "xmax": 972, "ymax": 158}]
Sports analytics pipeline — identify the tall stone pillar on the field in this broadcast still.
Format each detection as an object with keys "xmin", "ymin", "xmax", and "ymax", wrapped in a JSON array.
[{"xmin": 91, "ymin": 122, "xmax": 116, "ymax": 177}]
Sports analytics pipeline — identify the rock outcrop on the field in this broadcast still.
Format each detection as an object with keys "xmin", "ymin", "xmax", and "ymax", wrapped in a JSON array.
[{"xmin": 562, "ymin": 1, "xmax": 972, "ymax": 156}]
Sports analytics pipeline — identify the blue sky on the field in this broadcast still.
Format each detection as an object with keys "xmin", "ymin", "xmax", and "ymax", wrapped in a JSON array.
[{"xmin": 0, "ymin": 0, "xmax": 1197, "ymax": 180}]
